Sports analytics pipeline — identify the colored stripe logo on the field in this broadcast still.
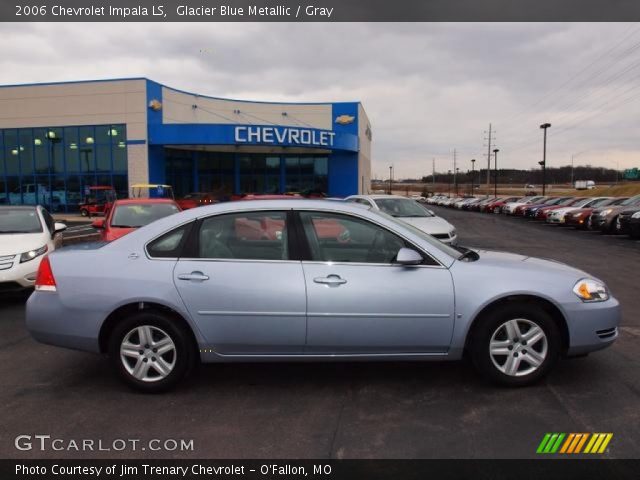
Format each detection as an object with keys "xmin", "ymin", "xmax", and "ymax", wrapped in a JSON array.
[{"xmin": 537, "ymin": 433, "xmax": 612, "ymax": 454}]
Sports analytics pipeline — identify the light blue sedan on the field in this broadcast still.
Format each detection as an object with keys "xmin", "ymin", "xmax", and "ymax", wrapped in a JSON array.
[{"xmin": 26, "ymin": 200, "xmax": 620, "ymax": 392}]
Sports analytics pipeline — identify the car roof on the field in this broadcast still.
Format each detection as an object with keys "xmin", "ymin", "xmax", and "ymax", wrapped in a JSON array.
[
  {"xmin": 113, "ymin": 198, "xmax": 177, "ymax": 205},
  {"xmin": 350, "ymin": 194, "xmax": 414, "ymax": 200},
  {"xmin": 0, "ymin": 205, "xmax": 38, "ymax": 210}
]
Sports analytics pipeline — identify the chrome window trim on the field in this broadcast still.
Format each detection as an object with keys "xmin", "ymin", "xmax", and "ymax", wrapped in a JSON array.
[
  {"xmin": 144, "ymin": 219, "xmax": 196, "ymax": 260},
  {"xmin": 145, "ymin": 206, "xmax": 449, "ymax": 267},
  {"xmin": 296, "ymin": 208, "xmax": 446, "ymax": 268}
]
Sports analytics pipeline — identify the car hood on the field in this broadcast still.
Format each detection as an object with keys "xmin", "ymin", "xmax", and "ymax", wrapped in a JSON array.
[
  {"xmin": 398, "ymin": 216, "xmax": 454, "ymax": 234},
  {"xmin": 0, "ymin": 233, "xmax": 48, "ymax": 256},
  {"xmin": 550, "ymin": 207, "xmax": 579, "ymax": 216},
  {"xmin": 105, "ymin": 226, "xmax": 137, "ymax": 241},
  {"xmin": 472, "ymin": 249, "xmax": 591, "ymax": 279}
]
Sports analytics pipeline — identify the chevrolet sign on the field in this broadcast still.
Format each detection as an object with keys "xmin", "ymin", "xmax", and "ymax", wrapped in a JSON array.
[{"xmin": 235, "ymin": 126, "xmax": 336, "ymax": 147}]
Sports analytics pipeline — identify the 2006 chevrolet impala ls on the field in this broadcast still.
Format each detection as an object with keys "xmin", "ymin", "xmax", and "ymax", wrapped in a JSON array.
[{"xmin": 26, "ymin": 200, "xmax": 620, "ymax": 392}]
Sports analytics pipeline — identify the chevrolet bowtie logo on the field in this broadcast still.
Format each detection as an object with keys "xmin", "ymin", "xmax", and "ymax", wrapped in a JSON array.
[{"xmin": 335, "ymin": 114, "xmax": 355, "ymax": 125}]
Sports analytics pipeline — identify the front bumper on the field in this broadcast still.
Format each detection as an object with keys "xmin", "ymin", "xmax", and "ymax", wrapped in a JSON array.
[
  {"xmin": 0, "ymin": 254, "xmax": 42, "ymax": 288},
  {"xmin": 563, "ymin": 296, "xmax": 621, "ymax": 356}
]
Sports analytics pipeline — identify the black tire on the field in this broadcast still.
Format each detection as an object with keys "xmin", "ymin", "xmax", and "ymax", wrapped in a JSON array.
[
  {"xmin": 107, "ymin": 311, "xmax": 195, "ymax": 393},
  {"xmin": 469, "ymin": 303, "xmax": 561, "ymax": 387}
]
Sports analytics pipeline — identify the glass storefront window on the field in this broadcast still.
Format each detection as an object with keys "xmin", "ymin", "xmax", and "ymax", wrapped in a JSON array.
[
  {"xmin": 0, "ymin": 124, "xmax": 127, "ymax": 212},
  {"xmin": 4, "ymin": 130, "xmax": 18, "ymax": 176},
  {"xmin": 96, "ymin": 144, "xmax": 111, "ymax": 172},
  {"xmin": 113, "ymin": 143, "xmax": 127, "ymax": 171}
]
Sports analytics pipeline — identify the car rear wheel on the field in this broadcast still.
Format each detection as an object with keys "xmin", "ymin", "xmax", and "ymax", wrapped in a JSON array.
[
  {"xmin": 108, "ymin": 312, "xmax": 195, "ymax": 393},
  {"xmin": 470, "ymin": 304, "xmax": 560, "ymax": 386}
]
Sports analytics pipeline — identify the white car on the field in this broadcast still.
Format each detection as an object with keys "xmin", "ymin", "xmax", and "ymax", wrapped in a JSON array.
[
  {"xmin": 502, "ymin": 196, "xmax": 546, "ymax": 215},
  {"xmin": 546, "ymin": 197, "xmax": 610, "ymax": 224},
  {"xmin": 0, "ymin": 206, "xmax": 66, "ymax": 291},
  {"xmin": 345, "ymin": 194, "xmax": 457, "ymax": 244}
]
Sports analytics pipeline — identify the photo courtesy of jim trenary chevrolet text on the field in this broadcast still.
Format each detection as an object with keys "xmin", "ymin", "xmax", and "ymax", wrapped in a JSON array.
[{"xmin": 1, "ymin": 1, "xmax": 640, "ymax": 479}]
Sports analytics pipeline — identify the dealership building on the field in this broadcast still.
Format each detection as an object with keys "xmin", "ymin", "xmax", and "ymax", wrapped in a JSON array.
[{"xmin": 0, "ymin": 78, "xmax": 371, "ymax": 212}]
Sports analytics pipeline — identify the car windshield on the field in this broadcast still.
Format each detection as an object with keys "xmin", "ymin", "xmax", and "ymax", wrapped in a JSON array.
[
  {"xmin": 373, "ymin": 209, "xmax": 460, "ymax": 259},
  {"xmin": 374, "ymin": 198, "xmax": 433, "ymax": 217},
  {"xmin": 111, "ymin": 203, "xmax": 180, "ymax": 228},
  {"xmin": 589, "ymin": 198, "xmax": 612, "ymax": 207},
  {"xmin": 621, "ymin": 195, "xmax": 640, "ymax": 206},
  {"xmin": 0, "ymin": 208, "xmax": 43, "ymax": 234}
]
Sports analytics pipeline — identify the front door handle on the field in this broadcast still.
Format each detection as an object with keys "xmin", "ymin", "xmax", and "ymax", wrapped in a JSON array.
[
  {"xmin": 313, "ymin": 274, "xmax": 347, "ymax": 286},
  {"xmin": 177, "ymin": 271, "xmax": 210, "ymax": 282}
]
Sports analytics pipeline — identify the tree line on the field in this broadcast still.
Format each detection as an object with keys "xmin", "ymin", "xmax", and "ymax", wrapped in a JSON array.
[{"xmin": 420, "ymin": 165, "xmax": 622, "ymax": 185}]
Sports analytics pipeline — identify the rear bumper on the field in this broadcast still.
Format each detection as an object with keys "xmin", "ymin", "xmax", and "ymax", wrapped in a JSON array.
[
  {"xmin": 26, "ymin": 291, "xmax": 102, "ymax": 353},
  {"xmin": 563, "ymin": 297, "xmax": 621, "ymax": 356}
]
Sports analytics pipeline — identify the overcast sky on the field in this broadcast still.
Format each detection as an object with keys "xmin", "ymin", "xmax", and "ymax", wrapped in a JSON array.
[{"xmin": 2, "ymin": 22, "xmax": 639, "ymax": 178}]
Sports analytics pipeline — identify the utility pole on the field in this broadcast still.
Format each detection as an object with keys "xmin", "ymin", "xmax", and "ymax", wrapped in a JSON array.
[
  {"xmin": 493, "ymin": 149, "xmax": 499, "ymax": 198},
  {"xmin": 539, "ymin": 123, "xmax": 551, "ymax": 195},
  {"xmin": 485, "ymin": 123, "xmax": 493, "ymax": 188},
  {"xmin": 388, "ymin": 165, "xmax": 393, "ymax": 194},
  {"xmin": 447, "ymin": 170, "xmax": 452, "ymax": 196},
  {"xmin": 453, "ymin": 149, "xmax": 457, "ymax": 196},
  {"xmin": 432, "ymin": 158, "xmax": 436, "ymax": 191},
  {"xmin": 471, "ymin": 159, "xmax": 476, "ymax": 196},
  {"xmin": 570, "ymin": 155, "xmax": 574, "ymax": 187}
]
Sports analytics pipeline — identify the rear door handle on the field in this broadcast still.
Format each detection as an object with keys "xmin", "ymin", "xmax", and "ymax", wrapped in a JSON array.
[
  {"xmin": 313, "ymin": 274, "xmax": 347, "ymax": 286},
  {"xmin": 177, "ymin": 272, "xmax": 210, "ymax": 282}
]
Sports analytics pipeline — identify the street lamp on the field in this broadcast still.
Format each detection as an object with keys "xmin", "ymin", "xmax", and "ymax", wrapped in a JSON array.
[
  {"xmin": 388, "ymin": 165, "xmax": 393, "ymax": 194},
  {"xmin": 539, "ymin": 123, "xmax": 551, "ymax": 195},
  {"xmin": 493, "ymin": 149, "xmax": 499, "ymax": 198},
  {"xmin": 447, "ymin": 169, "xmax": 452, "ymax": 196},
  {"xmin": 471, "ymin": 159, "xmax": 476, "ymax": 195}
]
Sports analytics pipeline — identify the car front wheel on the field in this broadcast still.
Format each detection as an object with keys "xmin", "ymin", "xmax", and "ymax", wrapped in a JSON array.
[
  {"xmin": 470, "ymin": 304, "xmax": 560, "ymax": 386},
  {"xmin": 108, "ymin": 312, "xmax": 195, "ymax": 393}
]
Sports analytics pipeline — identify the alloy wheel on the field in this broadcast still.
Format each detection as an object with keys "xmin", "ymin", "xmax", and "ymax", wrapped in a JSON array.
[
  {"xmin": 120, "ymin": 325, "xmax": 177, "ymax": 382},
  {"xmin": 489, "ymin": 319, "xmax": 548, "ymax": 377}
]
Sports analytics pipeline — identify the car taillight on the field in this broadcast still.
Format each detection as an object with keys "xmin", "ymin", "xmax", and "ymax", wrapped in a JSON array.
[{"xmin": 35, "ymin": 256, "xmax": 57, "ymax": 292}]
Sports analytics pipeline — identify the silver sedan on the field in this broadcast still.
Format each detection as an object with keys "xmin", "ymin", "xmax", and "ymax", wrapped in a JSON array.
[{"xmin": 26, "ymin": 200, "xmax": 620, "ymax": 392}]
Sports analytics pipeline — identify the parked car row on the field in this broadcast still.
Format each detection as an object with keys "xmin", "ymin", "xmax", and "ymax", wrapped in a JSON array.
[{"xmin": 427, "ymin": 193, "xmax": 640, "ymax": 239}]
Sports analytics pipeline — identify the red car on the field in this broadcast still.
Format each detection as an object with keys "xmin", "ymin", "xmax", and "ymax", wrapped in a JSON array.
[
  {"xmin": 78, "ymin": 186, "xmax": 116, "ymax": 217},
  {"xmin": 176, "ymin": 192, "xmax": 218, "ymax": 210},
  {"xmin": 483, "ymin": 196, "xmax": 522, "ymax": 214},
  {"xmin": 535, "ymin": 197, "xmax": 585, "ymax": 220},
  {"xmin": 92, "ymin": 198, "xmax": 181, "ymax": 242},
  {"xmin": 565, "ymin": 197, "xmax": 629, "ymax": 229}
]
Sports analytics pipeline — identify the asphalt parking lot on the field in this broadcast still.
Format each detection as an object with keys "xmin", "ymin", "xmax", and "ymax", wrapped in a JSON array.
[{"xmin": 1, "ymin": 208, "xmax": 639, "ymax": 459}]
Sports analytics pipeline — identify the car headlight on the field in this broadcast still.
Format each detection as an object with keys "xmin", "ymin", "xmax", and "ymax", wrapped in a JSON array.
[
  {"xmin": 20, "ymin": 245, "xmax": 48, "ymax": 263},
  {"xmin": 632, "ymin": 211, "xmax": 640, "ymax": 219},
  {"xmin": 600, "ymin": 209, "xmax": 613, "ymax": 216},
  {"xmin": 450, "ymin": 229, "xmax": 457, "ymax": 237},
  {"xmin": 572, "ymin": 212, "xmax": 582, "ymax": 217},
  {"xmin": 573, "ymin": 278, "xmax": 609, "ymax": 302}
]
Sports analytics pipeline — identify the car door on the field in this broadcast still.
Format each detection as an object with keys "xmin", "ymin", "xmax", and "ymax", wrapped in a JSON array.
[
  {"xmin": 298, "ymin": 210, "xmax": 455, "ymax": 354},
  {"xmin": 172, "ymin": 210, "xmax": 307, "ymax": 355}
]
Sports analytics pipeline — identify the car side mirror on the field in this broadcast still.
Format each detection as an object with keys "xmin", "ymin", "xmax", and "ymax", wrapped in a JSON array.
[
  {"xmin": 92, "ymin": 219, "xmax": 105, "ymax": 229},
  {"xmin": 395, "ymin": 247, "xmax": 423, "ymax": 266},
  {"xmin": 54, "ymin": 222, "xmax": 67, "ymax": 233}
]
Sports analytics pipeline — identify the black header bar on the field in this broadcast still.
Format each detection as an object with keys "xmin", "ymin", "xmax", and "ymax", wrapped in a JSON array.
[
  {"xmin": 4, "ymin": 459, "xmax": 640, "ymax": 480},
  {"xmin": 3, "ymin": 0, "xmax": 640, "ymax": 22}
]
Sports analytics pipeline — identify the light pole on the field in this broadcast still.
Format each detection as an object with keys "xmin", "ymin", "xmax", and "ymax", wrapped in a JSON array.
[
  {"xmin": 539, "ymin": 123, "xmax": 551, "ymax": 195},
  {"xmin": 471, "ymin": 159, "xmax": 476, "ymax": 196},
  {"xmin": 388, "ymin": 165, "xmax": 393, "ymax": 194},
  {"xmin": 447, "ymin": 169, "xmax": 452, "ymax": 196},
  {"xmin": 493, "ymin": 149, "xmax": 499, "ymax": 198}
]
